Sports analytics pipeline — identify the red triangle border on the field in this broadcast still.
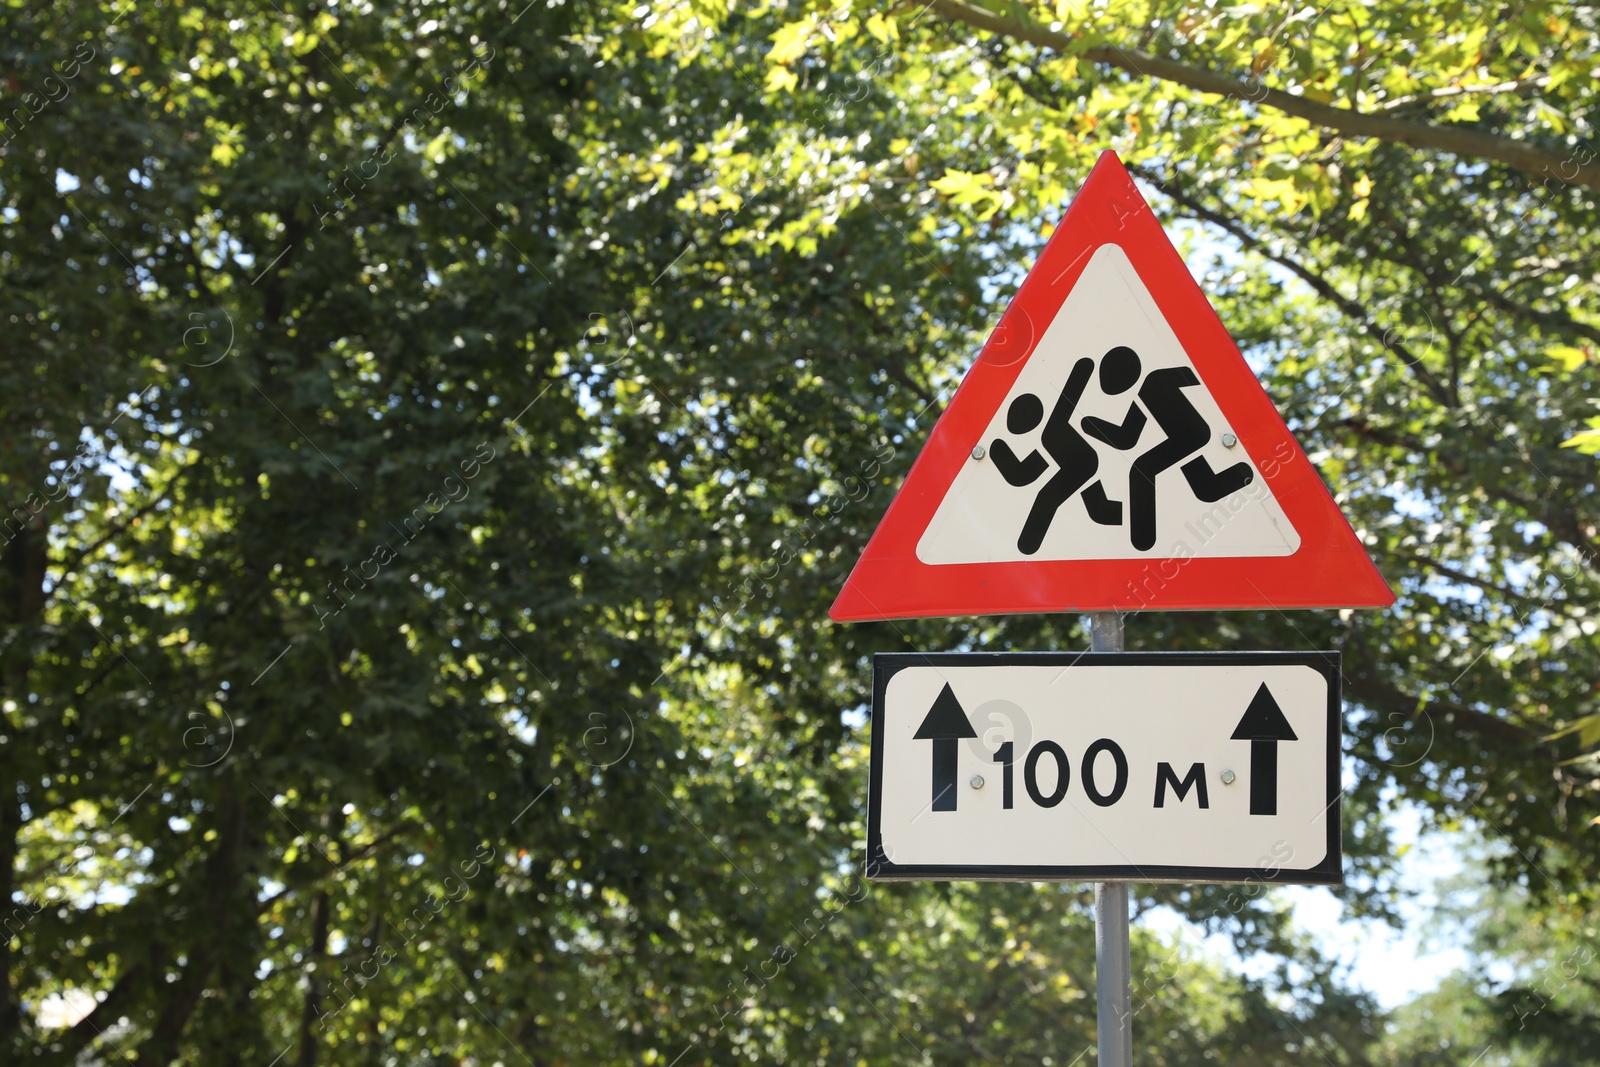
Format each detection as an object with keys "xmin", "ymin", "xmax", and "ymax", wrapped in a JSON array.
[{"xmin": 830, "ymin": 151, "xmax": 1394, "ymax": 621}]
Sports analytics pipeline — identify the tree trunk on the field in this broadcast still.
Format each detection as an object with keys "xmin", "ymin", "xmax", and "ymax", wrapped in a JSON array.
[
  {"xmin": 0, "ymin": 510, "xmax": 51, "ymax": 1049},
  {"xmin": 133, "ymin": 781, "xmax": 258, "ymax": 1066},
  {"xmin": 297, "ymin": 891, "xmax": 331, "ymax": 1067}
]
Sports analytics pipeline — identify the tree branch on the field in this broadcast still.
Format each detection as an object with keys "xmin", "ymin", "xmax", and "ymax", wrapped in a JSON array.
[
  {"xmin": 49, "ymin": 456, "xmax": 201, "ymax": 593},
  {"xmin": 926, "ymin": 0, "xmax": 1599, "ymax": 190},
  {"xmin": 1365, "ymin": 201, "xmax": 1600, "ymax": 351},
  {"xmin": 255, "ymin": 821, "xmax": 418, "ymax": 915},
  {"xmin": 1343, "ymin": 635, "xmax": 1541, "ymax": 750},
  {"xmin": 1127, "ymin": 165, "xmax": 1459, "ymax": 409},
  {"xmin": 1479, "ymin": 282, "xmax": 1600, "ymax": 348},
  {"xmin": 48, "ymin": 953, "xmax": 158, "ymax": 1063},
  {"xmin": 298, "ymin": 891, "xmax": 330, "ymax": 1067},
  {"xmin": 1339, "ymin": 417, "xmax": 1600, "ymax": 564},
  {"xmin": 1373, "ymin": 76, "xmax": 1551, "ymax": 114}
]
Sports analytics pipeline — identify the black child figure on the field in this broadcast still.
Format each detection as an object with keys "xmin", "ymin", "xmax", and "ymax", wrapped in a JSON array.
[
  {"xmin": 1081, "ymin": 344, "xmax": 1255, "ymax": 552},
  {"xmin": 989, "ymin": 358, "xmax": 1122, "ymax": 555}
]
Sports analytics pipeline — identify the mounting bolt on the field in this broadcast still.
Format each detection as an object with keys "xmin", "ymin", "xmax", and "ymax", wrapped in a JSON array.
[
  {"xmin": 969, "ymin": 774, "xmax": 985, "ymax": 789},
  {"xmin": 971, "ymin": 444, "xmax": 986, "ymax": 461},
  {"xmin": 1220, "ymin": 433, "xmax": 1238, "ymax": 448},
  {"xmin": 1220, "ymin": 769, "xmax": 1237, "ymax": 785}
]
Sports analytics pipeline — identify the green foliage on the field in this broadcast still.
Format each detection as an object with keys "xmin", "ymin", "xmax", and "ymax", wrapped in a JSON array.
[
  {"xmin": 1378, "ymin": 855, "xmax": 1600, "ymax": 1066},
  {"xmin": 1, "ymin": 0, "xmax": 1596, "ymax": 1063}
]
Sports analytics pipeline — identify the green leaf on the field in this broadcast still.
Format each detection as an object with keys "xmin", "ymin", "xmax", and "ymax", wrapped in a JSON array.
[{"xmin": 768, "ymin": 17, "xmax": 816, "ymax": 65}]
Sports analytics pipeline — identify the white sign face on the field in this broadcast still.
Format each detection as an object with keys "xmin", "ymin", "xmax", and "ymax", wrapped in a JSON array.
[
  {"xmin": 916, "ymin": 244, "xmax": 1301, "ymax": 565},
  {"xmin": 866, "ymin": 652, "xmax": 1341, "ymax": 885}
]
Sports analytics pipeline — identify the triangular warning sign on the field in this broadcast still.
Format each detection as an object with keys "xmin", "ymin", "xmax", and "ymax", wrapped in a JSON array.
[{"xmin": 831, "ymin": 151, "xmax": 1393, "ymax": 621}]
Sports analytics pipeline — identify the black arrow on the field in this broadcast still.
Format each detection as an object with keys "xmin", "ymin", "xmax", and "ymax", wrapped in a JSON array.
[
  {"xmin": 1230, "ymin": 683, "xmax": 1298, "ymax": 816},
  {"xmin": 914, "ymin": 684, "xmax": 978, "ymax": 811}
]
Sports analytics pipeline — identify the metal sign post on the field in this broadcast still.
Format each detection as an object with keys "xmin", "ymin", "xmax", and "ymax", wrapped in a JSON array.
[{"xmin": 1090, "ymin": 611, "xmax": 1132, "ymax": 1067}]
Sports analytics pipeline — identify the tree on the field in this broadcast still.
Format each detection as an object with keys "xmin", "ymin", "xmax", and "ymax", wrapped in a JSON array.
[
  {"xmin": 1379, "ymin": 852, "xmax": 1600, "ymax": 1066},
  {"xmin": 2, "ymin": 0, "xmax": 1596, "ymax": 1063}
]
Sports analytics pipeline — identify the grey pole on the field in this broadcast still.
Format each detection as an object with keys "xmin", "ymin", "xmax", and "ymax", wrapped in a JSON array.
[{"xmin": 1090, "ymin": 611, "xmax": 1132, "ymax": 1067}]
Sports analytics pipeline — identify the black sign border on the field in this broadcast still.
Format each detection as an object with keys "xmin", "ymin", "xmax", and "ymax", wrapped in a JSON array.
[{"xmin": 866, "ymin": 650, "xmax": 1342, "ymax": 886}]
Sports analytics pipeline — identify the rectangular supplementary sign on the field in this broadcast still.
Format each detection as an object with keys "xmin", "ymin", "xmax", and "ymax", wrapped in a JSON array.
[{"xmin": 866, "ymin": 651, "xmax": 1342, "ymax": 885}]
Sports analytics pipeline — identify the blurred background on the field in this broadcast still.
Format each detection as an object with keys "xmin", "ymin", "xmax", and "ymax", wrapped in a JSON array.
[{"xmin": 1, "ymin": 0, "xmax": 1597, "ymax": 1063}]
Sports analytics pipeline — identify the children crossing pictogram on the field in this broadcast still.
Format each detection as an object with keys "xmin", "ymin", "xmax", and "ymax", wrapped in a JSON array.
[
  {"xmin": 917, "ymin": 241, "xmax": 1298, "ymax": 567},
  {"xmin": 990, "ymin": 343, "xmax": 1260, "ymax": 554}
]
